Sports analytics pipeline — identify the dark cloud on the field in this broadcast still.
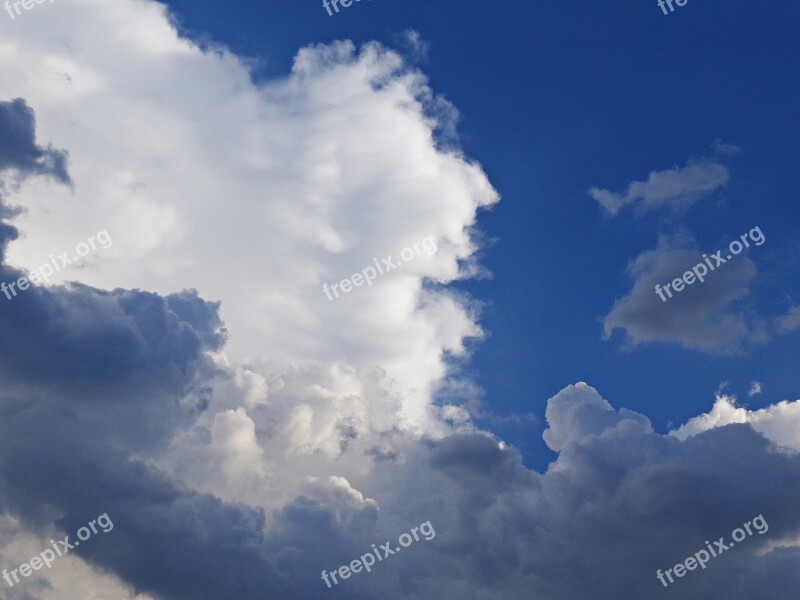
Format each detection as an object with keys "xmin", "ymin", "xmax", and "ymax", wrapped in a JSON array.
[
  {"xmin": 0, "ymin": 407, "xmax": 298, "ymax": 600},
  {"xmin": 355, "ymin": 383, "xmax": 800, "ymax": 599},
  {"xmin": 0, "ymin": 98, "xmax": 71, "ymax": 194},
  {"xmin": 0, "ymin": 231, "xmax": 291, "ymax": 599},
  {"xmin": 0, "ymin": 98, "xmax": 71, "ymax": 266}
]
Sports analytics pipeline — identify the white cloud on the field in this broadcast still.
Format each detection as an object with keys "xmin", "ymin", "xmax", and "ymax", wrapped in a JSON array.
[
  {"xmin": 0, "ymin": 1, "xmax": 497, "ymax": 434},
  {"xmin": 543, "ymin": 382, "xmax": 651, "ymax": 452},
  {"xmin": 671, "ymin": 392, "xmax": 800, "ymax": 452}
]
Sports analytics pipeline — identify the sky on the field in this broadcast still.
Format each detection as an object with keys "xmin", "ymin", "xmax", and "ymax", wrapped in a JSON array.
[{"xmin": 0, "ymin": 0, "xmax": 799, "ymax": 599}]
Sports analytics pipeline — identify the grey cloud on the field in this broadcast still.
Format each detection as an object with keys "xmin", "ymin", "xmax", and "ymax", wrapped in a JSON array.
[
  {"xmin": 0, "ymin": 98, "xmax": 72, "ymax": 264},
  {"xmin": 349, "ymin": 383, "xmax": 800, "ymax": 600},
  {"xmin": 0, "ymin": 280, "xmax": 226, "ymax": 450},
  {"xmin": 589, "ymin": 160, "xmax": 729, "ymax": 216},
  {"xmin": 602, "ymin": 233, "xmax": 767, "ymax": 354},
  {"xmin": 0, "ymin": 267, "xmax": 291, "ymax": 600},
  {"xmin": 0, "ymin": 225, "xmax": 284, "ymax": 600},
  {"xmin": 0, "ymin": 413, "xmax": 297, "ymax": 600},
  {"xmin": 0, "ymin": 98, "xmax": 71, "ymax": 193}
]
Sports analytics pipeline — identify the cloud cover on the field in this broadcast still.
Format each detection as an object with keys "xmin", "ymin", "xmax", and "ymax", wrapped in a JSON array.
[{"xmin": 0, "ymin": 2, "xmax": 799, "ymax": 599}]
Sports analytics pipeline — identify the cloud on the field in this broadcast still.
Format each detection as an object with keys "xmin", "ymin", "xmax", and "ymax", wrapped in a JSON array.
[
  {"xmin": 3, "ymin": 222, "xmax": 800, "ymax": 600},
  {"xmin": 589, "ymin": 159, "xmax": 729, "ymax": 216},
  {"xmin": 602, "ymin": 232, "xmax": 767, "ymax": 354},
  {"xmin": 711, "ymin": 139, "xmax": 742, "ymax": 156},
  {"xmin": 0, "ymin": 98, "xmax": 71, "ymax": 193},
  {"xmin": 1, "ymin": 180, "xmax": 286, "ymax": 600},
  {"xmin": 543, "ymin": 381, "xmax": 651, "ymax": 451},
  {"xmin": 0, "ymin": 97, "xmax": 71, "ymax": 261},
  {"xmin": 0, "ymin": 1, "xmax": 496, "ymax": 595},
  {"xmin": 0, "ymin": 282, "xmax": 293, "ymax": 600},
  {"xmin": 341, "ymin": 383, "xmax": 800, "ymax": 599},
  {"xmin": 0, "ymin": 2, "xmax": 799, "ymax": 600},
  {"xmin": 775, "ymin": 306, "xmax": 800, "ymax": 332},
  {"xmin": 395, "ymin": 30, "xmax": 431, "ymax": 63},
  {"xmin": 0, "ymin": 1, "xmax": 497, "ymax": 432},
  {"xmin": 671, "ymin": 392, "xmax": 800, "ymax": 452}
]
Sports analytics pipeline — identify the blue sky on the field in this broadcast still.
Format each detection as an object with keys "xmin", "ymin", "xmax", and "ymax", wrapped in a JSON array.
[
  {"xmin": 1, "ymin": 1, "xmax": 800, "ymax": 598},
  {"xmin": 163, "ymin": 0, "xmax": 800, "ymax": 467}
]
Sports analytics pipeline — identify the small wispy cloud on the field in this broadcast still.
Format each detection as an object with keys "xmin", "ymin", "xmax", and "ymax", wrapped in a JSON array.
[
  {"xmin": 712, "ymin": 139, "xmax": 742, "ymax": 156},
  {"xmin": 589, "ymin": 156, "xmax": 730, "ymax": 216},
  {"xmin": 775, "ymin": 306, "xmax": 800, "ymax": 332}
]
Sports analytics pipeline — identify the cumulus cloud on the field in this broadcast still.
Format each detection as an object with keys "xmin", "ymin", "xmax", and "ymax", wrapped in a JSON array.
[
  {"xmin": 589, "ymin": 159, "xmax": 729, "ymax": 216},
  {"xmin": 543, "ymin": 382, "xmax": 651, "ymax": 452},
  {"xmin": 342, "ymin": 383, "xmax": 800, "ymax": 599},
  {"xmin": 0, "ymin": 1, "xmax": 496, "ymax": 596},
  {"xmin": 602, "ymin": 232, "xmax": 767, "ymax": 354},
  {"xmin": 0, "ymin": 2, "xmax": 497, "ymax": 431}
]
